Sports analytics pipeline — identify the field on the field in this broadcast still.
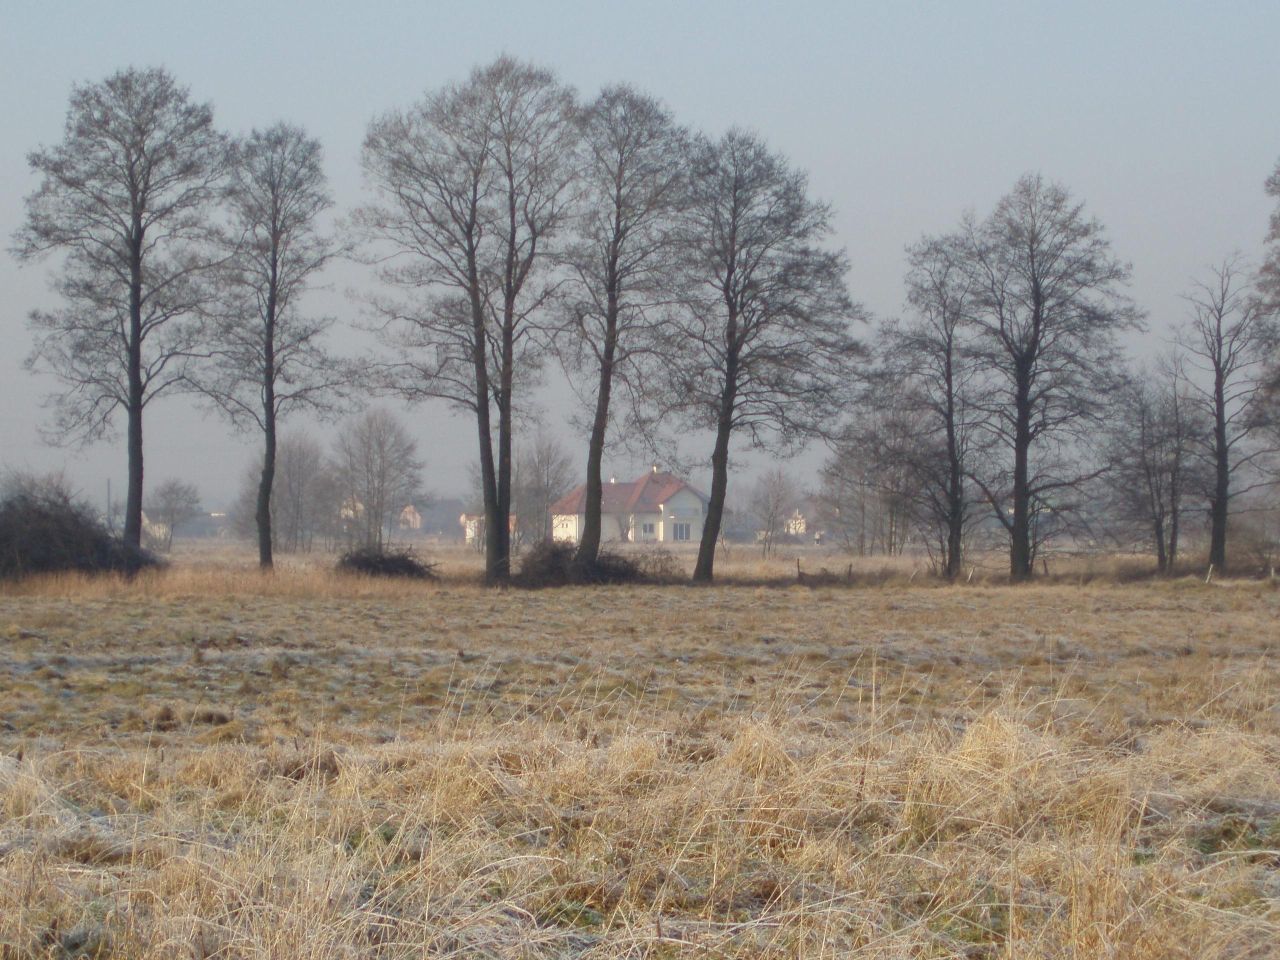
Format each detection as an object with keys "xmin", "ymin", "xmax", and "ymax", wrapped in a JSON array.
[{"xmin": 1, "ymin": 548, "xmax": 1278, "ymax": 958}]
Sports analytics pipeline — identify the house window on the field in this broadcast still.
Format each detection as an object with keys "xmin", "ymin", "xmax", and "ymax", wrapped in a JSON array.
[
  {"xmin": 642, "ymin": 522, "xmax": 655, "ymax": 536},
  {"xmin": 672, "ymin": 522, "xmax": 691, "ymax": 541}
]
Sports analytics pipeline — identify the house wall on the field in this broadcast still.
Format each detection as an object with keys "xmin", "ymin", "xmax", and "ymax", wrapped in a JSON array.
[
  {"xmin": 633, "ymin": 512, "xmax": 662, "ymax": 542},
  {"xmin": 552, "ymin": 488, "xmax": 707, "ymax": 545},
  {"xmin": 551, "ymin": 514, "xmax": 581, "ymax": 543},
  {"xmin": 658, "ymin": 489, "xmax": 705, "ymax": 542}
]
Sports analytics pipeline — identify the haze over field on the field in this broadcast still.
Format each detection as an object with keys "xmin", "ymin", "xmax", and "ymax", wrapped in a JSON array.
[{"xmin": 2, "ymin": 0, "xmax": 1278, "ymax": 508}]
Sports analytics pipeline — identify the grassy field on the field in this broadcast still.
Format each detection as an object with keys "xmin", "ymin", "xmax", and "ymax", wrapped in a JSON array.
[{"xmin": 0, "ymin": 552, "xmax": 1278, "ymax": 957}]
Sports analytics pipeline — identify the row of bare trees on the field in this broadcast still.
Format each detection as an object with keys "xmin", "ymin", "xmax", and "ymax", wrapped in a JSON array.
[
  {"xmin": 359, "ymin": 57, "xmax": 863, "ymax": 583},
  {"xmin": 824, "ymin": 176, "xmax": 1279, "ymax": 579},
  {"xmin": 14, "ymin": 68, "xmax": 348, "ymax": 570},
  {"xmin": 14, "ymin": 60, "xmax": 861, "ymax": 584},
  {"xmin": 13, "ymin": 62, "xmax": 1280, "ymax": 582},
  {"xmin": 229, "ymin": 409, "xmax": 424, "ymax": 553}
]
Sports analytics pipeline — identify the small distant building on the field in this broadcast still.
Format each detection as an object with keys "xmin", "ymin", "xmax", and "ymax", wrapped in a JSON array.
[
  {"xmin": 398, "ymin": 504, "xmax": 423, "ymax": 531},
  {"xmin": 460, "ymin": 512, "xmax": 518, "ymax": 547},
  {"xmin": 460, "ymin": 513, "xmax": 485, "ymax": 546},
  {"xmin": 551, "ymin": 466, "xmax": 707, "ymax": 545},
  {"xmin": 140, "ymin": 510, "xmax": 169, "ymax": 546},
  {"xmin": 784, "ymin": 508, "xmax": 807, "ymax": 537}
]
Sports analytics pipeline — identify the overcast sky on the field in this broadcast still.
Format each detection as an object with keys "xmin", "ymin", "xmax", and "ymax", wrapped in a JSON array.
[{"xmin": 2, "ymin": 0, "xmax": 1278, "ymax": 510}]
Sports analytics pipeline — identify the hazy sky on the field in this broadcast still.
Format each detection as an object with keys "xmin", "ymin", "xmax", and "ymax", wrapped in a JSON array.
[{"xmin": 2, "ymin": 0, "xmax": 1278, "ymax": 510}]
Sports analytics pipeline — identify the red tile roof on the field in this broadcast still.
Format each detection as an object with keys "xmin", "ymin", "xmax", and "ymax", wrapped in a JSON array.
[{"xmin": 550, "ymin": 470, "xmax": 706, "ymax": 516}]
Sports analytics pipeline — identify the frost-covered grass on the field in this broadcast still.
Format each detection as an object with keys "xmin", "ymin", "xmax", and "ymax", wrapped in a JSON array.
[{"xmin": 0, "ymin": 564, "xmax": 1277, "ymax": 957}]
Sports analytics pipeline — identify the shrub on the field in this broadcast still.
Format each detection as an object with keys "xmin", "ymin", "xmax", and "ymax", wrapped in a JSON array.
[
  {"xmin": 515, "ymin": 540, "xmax": 675, "ymax": 587},
  {"xmin": 633, "ymin": 546, "xmax": 683, "ymax": 583},
  {"xmin": 0, "ymin": 473, "xmax": 159, "ymax": 580},
  {"xmin": 515, "ymin": 539, "xmax": 576, "ymax": 587},
  {"xmin": 335, "ymin": 545, "xmax": 438, "ymax": 580}
]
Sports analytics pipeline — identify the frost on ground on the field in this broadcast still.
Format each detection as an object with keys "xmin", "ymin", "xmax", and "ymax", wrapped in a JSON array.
[{"xmin": 0, "ymin": 575, "xmax": 1277, "ymax": 958}]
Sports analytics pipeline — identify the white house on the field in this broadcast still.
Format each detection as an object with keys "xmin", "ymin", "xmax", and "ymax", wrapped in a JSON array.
[{"xmin": 551, "ymin": 467, "xmax": 707, "ymax": 544}]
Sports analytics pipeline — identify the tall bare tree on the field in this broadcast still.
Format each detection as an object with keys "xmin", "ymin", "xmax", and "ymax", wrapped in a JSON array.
[
  {"xmin": 1178, "ymin": 257, "xmax": 1278, "ymax": 573},
  {"xmin": 668, "ymin": 130, "xmax": 863, "ymax": 583},
  {"xmin": 561, "ymin": 85, "xmax": 688, "ymax": 576},
  {"xmin": 870, "ymin": 233, "xmax": 981, "ymax": 578},
  {"xmin": 360, "ymin": 56, "xmax": 578, "ymax": 583},
  {"xmin": 12, "ymin": 67, "xmax": 228, "ymax": 548},
  {"xmin": 201, "ymin": 123, "xmax": 346, "ymax": 569},
  {"xmin": 959, "ymin": 174, "xmax": 1139, "ymax": 579}
]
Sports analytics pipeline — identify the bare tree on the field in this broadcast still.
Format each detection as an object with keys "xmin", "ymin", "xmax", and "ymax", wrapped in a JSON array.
[
  {"xmin": 822, "ymin": 412, "xmax": 923, "ymax": 559},
  {"xmin": 959, "ymin": 174, "xmax": 1139, "ymax": 579},
  {"xmin": 748, "ymin": 467, "xmax": 796, "ymax": 559},
  {"xmin": 231, "ymin": 432, "xmax": 340, "ymax": 552},
  {"xmin": 561, "ymin": 85, "xmax": 688, "ymax": 576},
  {"xmin": 1103, "ymin": 361, "xmax": 1206, "ymax": 572},
  {"xmin": 512, "ymin": 429, "xmax": 575, "ymax": 545},
  {"xmin": 330, "ymin": 409, "xmax": 424, "ymax": 550},
  {"xmin": 867, "ymin": 232, "xmax": 982, "ymax": 578},
  {"xmin": 201, "ymin": 123, "xmax": 347, "ymax": 569},
  {"xmin": 666, "ymin": 130, "xmax": 863, "ymax": 583},
  {"xmin": 149, "ymin": 478, "xmax": 202, "ymax": 552},
  {"xmin": 360, "ymin": 56, "xmax": 578, "ymax": 583},
  {"xmin": 12, "ymin": 67, "xmax": 228, "ymax": 548},
  {"xmin": 1178, "ymin": 257, "xmax": 1278, "ymax": 573},
  {"xmin": 816, "ymin": 447, "xmax": 874, "ymax": 555}
]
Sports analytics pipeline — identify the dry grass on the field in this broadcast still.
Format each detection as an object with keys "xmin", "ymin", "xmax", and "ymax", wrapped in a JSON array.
[{"xmin": 0, "ymin": 553, "xmax": 1277, "ymax": 957}]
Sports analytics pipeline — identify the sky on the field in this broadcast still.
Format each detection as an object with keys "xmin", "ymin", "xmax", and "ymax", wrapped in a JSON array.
[{"xmin": 1, "ymin": 0, "xmax": 1278, "ymax": 510}]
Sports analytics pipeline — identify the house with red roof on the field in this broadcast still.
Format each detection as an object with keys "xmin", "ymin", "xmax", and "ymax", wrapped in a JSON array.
[{"xmin": 550, "ymin": 466, "xmax": 707, "ymax": 545}]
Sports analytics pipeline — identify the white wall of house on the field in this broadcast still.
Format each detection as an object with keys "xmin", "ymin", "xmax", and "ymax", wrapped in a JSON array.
[
  {"xmin": 658, "ymin": 488, "xmax": 704, "ymax": 542},
  {"xmin": 552, "ymin": 513, "xmax": 581, "ymax": 543},
  {"xmin": 552, "ymin": 487, "xmax": 706, "ymax": 545}
]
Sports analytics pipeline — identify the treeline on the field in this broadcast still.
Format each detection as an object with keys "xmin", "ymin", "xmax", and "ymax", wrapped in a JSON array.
[
  {"xmin": 223, "ymin": 418, "xmax": 574, "ymax": 556},
  {"xmin": 819, "ymin": 225, "xmax": 1279, "ymax": 579},
  {"xmin": 12, "ymin": 59, "xmax": 1280, "ymax": 583}
]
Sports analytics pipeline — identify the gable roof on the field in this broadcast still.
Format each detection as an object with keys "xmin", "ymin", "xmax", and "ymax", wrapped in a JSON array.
[{"xmin": 550, "ymin": 469, "xmax": 707, "ymax": 516}]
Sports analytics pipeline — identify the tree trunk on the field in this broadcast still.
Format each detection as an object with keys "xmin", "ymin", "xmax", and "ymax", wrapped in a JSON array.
[
  {"xmin": 257, "ymin": 282, "xmax": 278, "ymax": 570},
  {"xmin": 491, "ymin": 323, "xmax": 515, "ymax": 583},
  {"xmin": 1010, "ymin": 368, "xmax": 1033, "ymax": 581},
  {"xmin": 123, "ymin": 232, "xmax": 145, "ymax": 550},
  {"xmin": 573, "ymin": 299, "xmax": 617, "ymax": 576},
  {"xmin": 943, "ymin": 347, "xmax": 964, "ymax": 580},
  {"xmin": 1209, "ymin": 374, "xmax": 1230, "ymax": 573},
  {"xmin": 945, "ymin": 487, "xmax": 964, "ymax": 579},
  {"xmin": 694, "ymin": 420, "xmax": 732, "ymax": 583},
  {"xmin": 257, "ymin": 412, "xmax": 276, "ymax": 570},
  {"xmin": 1153, "ymin": 514, "xmax": 1167, "ymax": 573}
]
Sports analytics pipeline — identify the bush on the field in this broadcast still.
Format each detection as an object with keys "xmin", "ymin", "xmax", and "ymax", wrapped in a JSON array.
[
  {"xmin": 514, "ymin": 539, "xmax": 576, "ymax": 587},
  {"xmin": 515, "ymin": 540, "xmax": 677, "ymax": 587},
  {"xmin": 0, "ymin": 473, "xmax": 159, "ymax": 580},
  {"xmin": 336, "ymin": 545, "xmax": 439, "ymax": 580}
]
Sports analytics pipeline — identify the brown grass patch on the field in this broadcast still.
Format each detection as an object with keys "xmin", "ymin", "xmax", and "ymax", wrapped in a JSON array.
[{"xmin": 0, "ymin": 559, "xmax": 1276, "ymax": 957}]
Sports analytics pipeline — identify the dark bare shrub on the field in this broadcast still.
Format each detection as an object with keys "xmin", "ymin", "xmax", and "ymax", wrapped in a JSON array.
[
  {"xmin": 335, "ymin": 545, "xmax": 438, "ymax": 580},
  {"xmin": 0, "ymin": 473, "xmax": 159, "ymax": 579},
  {"xmin": 516, "ymin": 540, "xmax": 664, "ymax": 587}
]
